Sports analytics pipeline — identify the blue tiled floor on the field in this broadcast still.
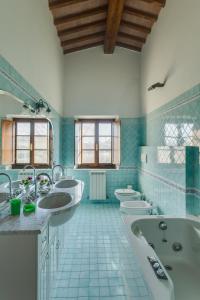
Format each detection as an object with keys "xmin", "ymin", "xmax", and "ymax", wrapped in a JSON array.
[{"xmin": 51, "ymin": 201, "xmax": 152, "ymax": 300}]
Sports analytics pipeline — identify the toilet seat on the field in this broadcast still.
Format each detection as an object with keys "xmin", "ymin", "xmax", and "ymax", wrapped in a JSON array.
[{"xmin": 115, "ymin": 189, "xmax": 137, "ymax": 196}]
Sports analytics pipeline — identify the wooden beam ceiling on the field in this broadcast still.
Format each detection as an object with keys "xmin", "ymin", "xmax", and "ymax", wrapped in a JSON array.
[
  {"xmin": 49, "ymin": 0, "xmax": 90, "ymax": 10},
  {"xmin": 58, "ymin": 20, "xmax": 105, "ymax": 37},
  {"xmin": 63, "ymin": 42, "xmax": 103, "ymax": 54},
  {"xmin": 117, "ymin": 42, "xmax": 141, "ymax": 52},
  {"xmin": 118, "ymin": 32, "xmax": 146, "ymax": 43},
  {"xmin": 48, "ymin": 0, "xmax": 166, "ymax": 54},
  {"xmin": 54, "ymin": 6, "xmax": 107, "ymax": 27},
  {"xmin": 124, "ymin": 7, "xmax": 158, "ymax": 22},
  {"xmin": 121, "ymin": 20, "xmax": 151, "ymax": 34},
  {"xmin": 139, "ymin": 0, "xmax": 166, "ymax": 7},
  {"xmin": 104, "ymin": 0, "xmax": 125, "ymax": 54},
  {"xmin": 61, "ymin": 32, "xmax": 105, "ymax": 47}
]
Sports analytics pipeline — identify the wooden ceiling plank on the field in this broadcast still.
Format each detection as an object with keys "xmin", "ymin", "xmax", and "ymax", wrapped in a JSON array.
[
  {"xmin": 64, "ymin": 42, "xmax": 103, "ymax": 54},
  {"xmin": 117, "ymin": 42, "xmax": 141, "ymax": 52},
  {"xmin": 121, "ymin": 20, "xmax": 151, "ymax": 34},
  {"xmin": 118, "ymin": 32, "xmax": 146, "ymax": 43},
  {"xmin": 61, "ymin": 31, "xmax": 105, "ymax": 47},
  {"xmin": 58, "ymin": 20, "xmax": 105, "ymax": 37},
  {"xmin": 104, "ymin": 0, "xmax": 125, "ymax": 54},
  {"xmin": 54, "ymin": 6, "xmax": 107, "ymax": 26},
  {"xmin": 49, "ymin": 0, "xmax": 90, "ymax": 11},
  {"xmin": 139, "ymin": 0, "xmax": 166, "ymax": 7},
  {"xmin": 124, "ymin": 6, "xmax": 158, "ymax": 21}
]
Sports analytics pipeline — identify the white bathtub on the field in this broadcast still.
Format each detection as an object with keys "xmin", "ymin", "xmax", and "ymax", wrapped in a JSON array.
[{"xmin": 123, "ymin": 215, "xmax": 200, "ymax": 300}]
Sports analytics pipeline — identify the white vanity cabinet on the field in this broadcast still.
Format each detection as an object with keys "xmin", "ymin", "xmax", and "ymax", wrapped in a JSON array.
[
  {"xmin": 0, "ymin": 224, "xmax": 60, "ymax": 300},
  {"xmin": 38, "ymin": 225, "xmax": 50, "ymax": 300}
]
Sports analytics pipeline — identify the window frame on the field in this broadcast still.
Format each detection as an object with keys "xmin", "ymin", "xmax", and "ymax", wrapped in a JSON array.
[
  {"xmin": 75, "ymin": 119, "xmax": 119, "ymax": 169},
  {"xmin": 12, "ymin": 118, "xmax": 52, "ymax": 169}
]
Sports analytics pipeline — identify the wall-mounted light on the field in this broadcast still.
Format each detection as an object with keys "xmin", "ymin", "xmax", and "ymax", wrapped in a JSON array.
[
  {"xmin": 22, "ymin": 99, "xmax": 51, "ymax": 115},
  {"xmin": 148, "ymin": 81, "xmax": 166, "ymax": 91},
  {"xmin": 35, "ymin": 99, "xmax": 51, "ymax": 114}
]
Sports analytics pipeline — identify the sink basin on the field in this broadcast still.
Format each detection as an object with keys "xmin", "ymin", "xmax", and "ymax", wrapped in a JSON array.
[
  {"xmin": 5, "ymin": 180, "xmax": 21, "ymax": 190},
  {"xmin": 38, "ymin": 192, "xmax": 77, "ymax": 226},
  {"xmin": 55, "ymin": 179, "xmax": 78, "ymax": 189},
  {"xmin": 0, "ymin": 192, "xmax": 9, "ymax": 208},
  {"xmin": 38, "ymin": 192, "xmax": 72, "ymax": 209}
]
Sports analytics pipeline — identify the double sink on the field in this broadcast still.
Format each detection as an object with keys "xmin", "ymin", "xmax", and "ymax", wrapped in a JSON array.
[{"xmin": 0, "ymin": 179, "xmax": 84, "ymax": 227}]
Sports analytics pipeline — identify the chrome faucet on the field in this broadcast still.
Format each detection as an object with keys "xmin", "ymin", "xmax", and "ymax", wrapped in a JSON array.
[
  {"xmin": 23, "ymin": 165, "xmax": 37, "ymax": 198},
  {"xmin": 0, "ymin": 173, "xmax": 12, "ymax": 201},
  {"xmin": 36, "ymin": 172, "xmax": 53, "ymax": 188},
  {"xmin": 52, "ymin": 164, "xmax": 64, "ymax": 183}
]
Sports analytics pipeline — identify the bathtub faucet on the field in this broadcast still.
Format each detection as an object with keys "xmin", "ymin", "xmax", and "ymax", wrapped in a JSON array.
[{"xmin": 159, "ymin": 221, "xmax": 167, "ymax": 230}]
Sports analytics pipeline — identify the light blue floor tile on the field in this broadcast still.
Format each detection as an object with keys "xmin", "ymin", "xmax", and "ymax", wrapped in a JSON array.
[{"xmin": 51, "ymin": 202, "xmax": 151, "ymax": 300}]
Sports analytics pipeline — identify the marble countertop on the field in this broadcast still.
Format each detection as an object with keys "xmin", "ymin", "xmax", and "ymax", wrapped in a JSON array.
[
  {"xmin": 0, "ymin": 179, "xmax": 84, "ymax": 235},
  {"xmin": 0, "ymin": 204, "xmax": 50, "ymax": 235}
]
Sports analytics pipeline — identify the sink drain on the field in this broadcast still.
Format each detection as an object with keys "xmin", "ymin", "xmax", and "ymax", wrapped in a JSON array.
[{"xmin": 165, "ymin": 265, "xmax": 173, "ymax": 271}]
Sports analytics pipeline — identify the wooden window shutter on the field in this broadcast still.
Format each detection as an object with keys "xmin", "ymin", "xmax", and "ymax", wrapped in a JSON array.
[
  {"xmin": 112, "ymin": 120, "xmax": 120, "ymax": 166},
  {"xmin": 75, "ymin": 120, "xmax": 82, "ymax": 166},
  {"xmin": 1, "ymin": 119, "xmax": 15, "ymax": 165}
]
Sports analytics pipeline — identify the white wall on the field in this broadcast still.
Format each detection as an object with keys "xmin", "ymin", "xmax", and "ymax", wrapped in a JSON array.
[
  {"xmin": 0, "ymin": 0, "xmax": 64, "ymax": 115},
  {"xmin": 141, "ymin": 0, "xmax": 200, "ymax": 114},
  {"xmin": 63, "ymin": 46, "xmax": 141, "ymax": 118}
]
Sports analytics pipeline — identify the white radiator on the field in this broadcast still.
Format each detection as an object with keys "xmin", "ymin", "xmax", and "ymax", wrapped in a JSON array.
[{"xmin": 89, "ymin": 171, "xmax": 106, "ymax": 200}]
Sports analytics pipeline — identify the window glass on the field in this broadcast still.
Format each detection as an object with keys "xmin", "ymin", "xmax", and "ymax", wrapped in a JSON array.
[
  {"xmin": 14, "ymin": 119, "xmax": 51, "ymax": 167},
  {"xmin": 99, "ymin": 123, "xmax": 111, "ymax": 136},
  {"xmin": 82, "ymin": 151, "xmax": 95, "ymax": 164},
  {"xmin": 17, "ymin": 122, "xmax": 30, "ymax": 135},
  {"xmin": 75, "ymin": 119, "xmax": 120, "ymax": 168}
]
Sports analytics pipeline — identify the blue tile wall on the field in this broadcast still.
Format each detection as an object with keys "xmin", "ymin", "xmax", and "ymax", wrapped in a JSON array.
[
  {"xmin": 0, "ymin": 55, "xmax": 62, "ymax": 171},
  {"xmin": 2, "ymin": 53, "xmax": 200, "ymax": 215},
  {"xmin": 139, "ymin": 84, "xmax": 200, "ymax": 215},
  {"xmin": 61, "ymin": 118, "xmax": 141, "ymax": 202}
]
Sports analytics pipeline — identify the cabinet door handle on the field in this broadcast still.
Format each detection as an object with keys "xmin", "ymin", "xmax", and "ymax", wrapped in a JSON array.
[{"xmin": 46, "ymin": 252, "xmax": 49, "ymax": 260}]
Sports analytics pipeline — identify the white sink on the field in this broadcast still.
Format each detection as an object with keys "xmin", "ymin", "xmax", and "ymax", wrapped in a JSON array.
[
  {"xmin": 0, "ymin": 192, "xmax": 10, "ymax": 208},
  {"xmin": 4, "ymin": 180, "xmax": 21, "ymax": 190},
  {"xmin": 38, "ymin": 192, "xmax": 71, "ymax": 209},
  {"xmin": 55, "ymin": 179, "xmax": 79, "ymax": 189},
  {"xmin": 38, "ymin": 192, "xmax": 78, "ymax": 226}
]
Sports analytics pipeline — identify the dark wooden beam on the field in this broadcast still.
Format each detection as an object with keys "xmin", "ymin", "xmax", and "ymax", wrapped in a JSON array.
[
  {"xmin": 118, "ymin": 32, "xmax": 146, "ymax": 43},
  {"xmin": 58, "ymin": 20, "xmax": 105, "ymax": 37},
  {"xmin": 104, "ymin": 0, "xmax": 125, "ymax": 54},
  {"xmin": 124, "ymin": 6, "xmax": 158, "ymax": 22},
  {"xmin": 117, "ymin": 42, "xmax": 141, "ymax": 52},
  {"xmin": 63, "ymin": 42, "xmax": 103, "ymax": 54},
  {"xmin": 49, "ymin": 0, "xmax": 89, "ymax": 11},
  {"xmin": 139, "ymin": 0, "xmax": 166, "ymax": 7},
  {"xmin": 61, "ymin": 32, "xmax": 105, "ymax": 47},
  {"xmin": 54, "ymin": 6, "xmax": 107, "ymax": 26},
  {"xmin": 121, "ymin": 20, "xmax": 151, "ymax": 34}
]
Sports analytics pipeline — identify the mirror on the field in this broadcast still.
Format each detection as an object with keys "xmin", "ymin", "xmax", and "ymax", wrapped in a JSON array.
[
  {"xmin": 0, "ymin": 90, "xmax": 53, "ymax": 169},
  {"xmin": 0, "ymin": 92, "xmax": 24, "ymax": 117}
]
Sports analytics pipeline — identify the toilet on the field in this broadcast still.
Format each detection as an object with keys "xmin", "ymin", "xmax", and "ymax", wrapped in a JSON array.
[
  {"xmin": 114, "ymin": 188, "xmax": 141, "ymax": 202},
  {"xmin": 120, "ymin": 200, "xmax": 152, "ymax": 215}
]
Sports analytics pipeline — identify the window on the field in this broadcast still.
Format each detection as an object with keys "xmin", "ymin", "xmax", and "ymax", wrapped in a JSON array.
[
  {"xmin": 1, "ymin": 118, "xmax": 52, "ymax": 168},
  {"xmin": 164, "ymin": 123, "xmax": 194, "ymax": 146},
  {"xmin": 75, "ymin": 119, "xmax": 120, "ymax": 168}
]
